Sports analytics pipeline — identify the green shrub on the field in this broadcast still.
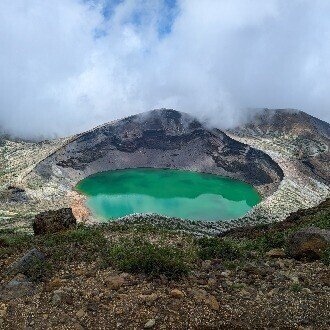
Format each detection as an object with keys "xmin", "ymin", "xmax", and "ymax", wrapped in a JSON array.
[
  {"xmin": 311, "ymin": 213, "xmax": 330, "ymax": 230},
  {"xmin": 321, "ymin": 247, "xmax": 330, "ymax": 266},
  {"xmin": 0, "ymin": 231, "xmax": 32, "ymax": 247},
  {"xmin": 107, "ymin": 237, "xmax": 192, "ymax": 278},
  {"xmin": 290, "ymin": 283, "xmax": 302, "ymax": 292},
  {"xmin": 196, "ymin": 237, "xmax": 242, "ymax": 261},
  {"xmin": 42, "ymin": 226, "xmax": 109, "ymax": 263},
  {"xmin": 24, "ymin": 257, "xmax": 53, "ymax": 282},
  {"xmin": 0, "ymin": 231, "xmax": 33, "ymax": 258},
  {"xmin": 243, "ymin": 232, "xmax": 286, "ymax": 253}
]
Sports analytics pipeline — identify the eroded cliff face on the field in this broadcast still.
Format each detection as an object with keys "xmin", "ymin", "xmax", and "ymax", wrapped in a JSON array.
[
  {"xmin": 227, "ymin": 109, "xmax": 330, "ymax": 226},
  {"xmin": 231, "ymin": 109, "xmax": 330, "ymax": 184},
  {"xmin": 32, "ymin": 109, "xmax": 283, "ymax": 196}
]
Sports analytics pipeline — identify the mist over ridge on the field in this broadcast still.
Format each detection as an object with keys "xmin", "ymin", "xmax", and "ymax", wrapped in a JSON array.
[{"xmin": 1, "ymin": 0, "xmax": 330, "ymax": 139}]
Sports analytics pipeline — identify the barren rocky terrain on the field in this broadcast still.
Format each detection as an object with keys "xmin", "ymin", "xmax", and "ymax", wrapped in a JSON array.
[{"xmin": 227, "ymin": 109, "xmax": 330, "ymax": 226}]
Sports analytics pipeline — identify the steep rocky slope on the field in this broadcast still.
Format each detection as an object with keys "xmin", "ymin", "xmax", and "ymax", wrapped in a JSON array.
[
  {"xmin": 232, "ymin": 109, "xmax": 329, "ymax": 183},
  {"xmin": 0, "ymin": 137, "xmax": 68, "ymax": 188},
  {"xmin": 227, "ymin": 108, "xmax": 330, "ymax": 226}
]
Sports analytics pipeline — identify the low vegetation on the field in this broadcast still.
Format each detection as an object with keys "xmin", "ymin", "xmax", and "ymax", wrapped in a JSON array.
[
  {"xmin": 0, "ymin": 199, "xmax": 329, "ymax": 283},
  {"xmin": 0, "ymin": 200, "xmax": 329, "ymax": 328},
  {"xmin": 321, "ymin": 247, "xmax": 330, "ymax": 265},
  {"xmin": 107, "ymin": 237, "xmax": 193, "ymax": 278},
  {"xmin": 196, "ymin": 237, "xmax": 242, "ymax": 261},
  {"xmin": 0, "ymin": 225, "xmax": 198, "ymax": 281}
]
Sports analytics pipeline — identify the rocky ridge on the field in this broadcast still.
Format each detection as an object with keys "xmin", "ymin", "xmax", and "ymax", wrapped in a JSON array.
[{"xmin": 227, "ymin": 109, "xmax": 330, "ymax": 227}]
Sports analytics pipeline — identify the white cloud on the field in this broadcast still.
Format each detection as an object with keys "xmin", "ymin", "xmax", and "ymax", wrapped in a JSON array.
[{"xmin": 1, "ymin": 0, "xmax": 330, "ymax": 138}]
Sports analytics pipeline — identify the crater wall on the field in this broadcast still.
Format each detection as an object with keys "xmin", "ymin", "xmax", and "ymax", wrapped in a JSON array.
[{"xmin": 33, "ymin": 109, "xmax": 284, "ymax": 197}]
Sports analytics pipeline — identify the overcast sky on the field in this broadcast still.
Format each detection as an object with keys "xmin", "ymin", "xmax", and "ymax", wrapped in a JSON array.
[{"xmin": 1, "ymin": 0, "xmax": 330, "ymax": 138}]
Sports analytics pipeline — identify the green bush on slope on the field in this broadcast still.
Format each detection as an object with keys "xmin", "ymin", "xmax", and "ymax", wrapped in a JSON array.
[
  {"xmin": 107, "ymin": 237, "xmax": 194, "ymax": 278},
  {"xmin": 196, "ymin": 237, "xmax": 242, "ymax": 261}
]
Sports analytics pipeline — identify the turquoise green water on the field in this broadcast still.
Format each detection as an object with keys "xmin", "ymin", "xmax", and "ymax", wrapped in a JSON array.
[{"xmin": 76, "ymin": 168, "xmax": 260, "ymax": 221}]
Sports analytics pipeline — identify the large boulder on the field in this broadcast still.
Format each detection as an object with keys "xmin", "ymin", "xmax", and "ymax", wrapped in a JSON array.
[
  {"xmin": 33, "ymin": 208, "xmax": 77, "ymax": 235},
  {"xmin": 286, "ymin": 227, "xmax": 330, "ymax": 260}
]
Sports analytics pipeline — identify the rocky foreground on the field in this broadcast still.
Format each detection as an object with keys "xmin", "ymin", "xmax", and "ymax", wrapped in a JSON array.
[{"xmin": 0, "ymin": 200, "xmax": 329, "ymax": 329}]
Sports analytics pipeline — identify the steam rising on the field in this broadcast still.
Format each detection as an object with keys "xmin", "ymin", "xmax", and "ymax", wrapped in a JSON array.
[{"xmin": 1, "ymin": 0, "xmax": 330, "ymax": 139}]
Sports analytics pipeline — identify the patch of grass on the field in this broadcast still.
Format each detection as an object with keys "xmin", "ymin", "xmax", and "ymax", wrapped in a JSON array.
[
  {"xmin": 107, "ymin": 223, "xmax": 175, "ymax": 235},
  {"xmin": 242, "ymin": 232, "xmax": 287, "ymax": 253},
  {"xmin": 0, "ymin": 226, "xmax": 112, "ymax": 281},
  {"xmin": 107, "ymin": 237, "xmax": 194, "ymax": 278},
  {"xmin": 290, "ymin": 283, "xmax": 303, "ymax": 292},
  {"xmin": 311, "ymin": 213, "xmax": 330, "ymax": 230},
  {"xmin": 222, "ymin": 260, "xmax": 241, "ymax": 270},
  {"xmin": 1, "ymin": 225, "xmax": 196, "ymax": 279},
  {"xmin": 24, "ymin": 257, "xmax": 53, "ymax": 282},
  {"xmin": 42, "ymin": 226, "xmax": 109, "ymax": 263},
  {"xmin": 321, "ymin": 247, "xmax": 330, "ymax": 266},
  {"xmin": 0, "ymin": 231, "xmax": 33, "ymax": 258},
  {"xmin": 196, "ymin": 237, "xmax": 242, "ymax": 261},
  {"xmin": 1, "ymin": 233, "xmax": 32, "ymax": 247},
  {"xmin": 0, "ymin": 229, "xmax": 32, "ymax": 246}
]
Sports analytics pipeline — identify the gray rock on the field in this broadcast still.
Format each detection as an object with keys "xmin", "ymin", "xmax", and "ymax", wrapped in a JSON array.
[
  {"xmin": 51, "ymin": 289, "xmax": 74, "ymax": 306},
  {"xmin": 8, "ymin": 248, "xmax": 45, "ymax": 276},
  {"xmin": 287, "ymin": 227, "xmax": 330, "ymax": 260},
  {"xmin": 1, "ymin": 185, "xmax": 28, "ymax": 203},
  {"xmin": 144, "ymin": 319, "xmax": 156, "ymax": 329},
  {"xmin": 266, "ymin": 248, "xmax": 286, "ymax": 258},
  {"xmin": 51, "ymin": 290, "xmax": 63, "ymax": 305},
  {"xmin": 0, "ymin": 274, "xmax": 36, "ymax": 301},
  {"xmin": 33, "ymin": 208, "xmax": 77, "ymax": 235}
]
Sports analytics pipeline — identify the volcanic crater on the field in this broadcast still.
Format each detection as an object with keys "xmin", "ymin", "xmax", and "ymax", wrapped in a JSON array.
[
  {"xmin": 1, "ymin": 108, "xmax": 329, "ymax": 234},
  {"xmin": 34, "ymin": 109, "xmax": 283, "ymax": 196}
]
